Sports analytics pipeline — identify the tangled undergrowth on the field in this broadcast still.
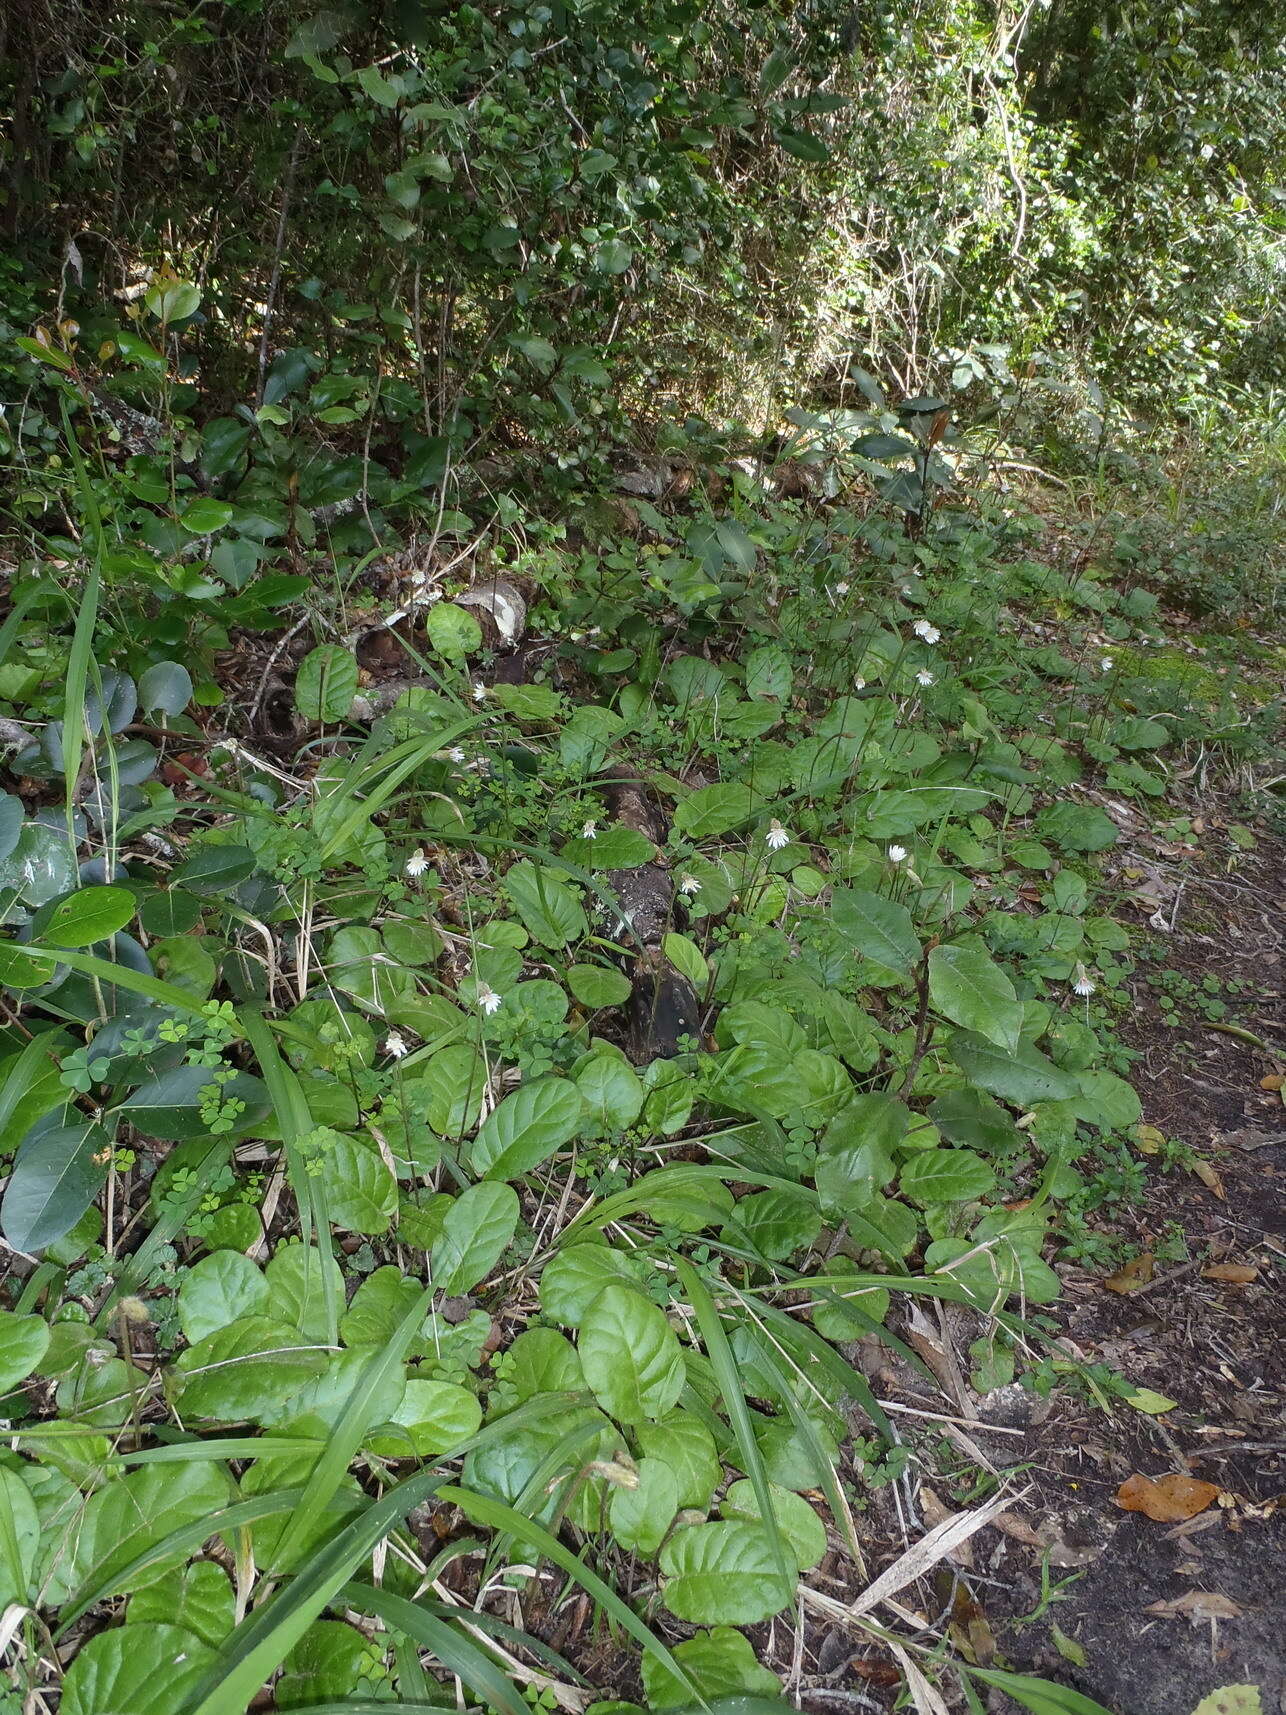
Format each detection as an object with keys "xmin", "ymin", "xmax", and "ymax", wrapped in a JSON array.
[{"xmin": 0, "ymin": 333, "xmax": 1281, "ymax": 1715}]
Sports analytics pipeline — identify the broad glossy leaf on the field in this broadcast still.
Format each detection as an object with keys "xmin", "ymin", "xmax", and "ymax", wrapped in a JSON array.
[
  {"xmin": 61, "ymin": 1624, "xmax": 214, "ymax": 1715},
  {"xmin": 566, "ymin": 963, "xmax": 632, "ymax": 1009},
  {"xmin": 37, "ymin": 885, "xmax": 136, "ymax": 949},
  {"xmin": 720, "ymin": 1479, "xmax": 826, "ymax": 1572},
  {"xmin": 0, "ymin": 1309, "xmax": 51, "ymax": 1391},
  {"xmin": 928, "ymin": 944, "xmax": 1021, "ymax": 1052},
  {"xmin": 831, "ymin": 887, "xmax": 921, "ymax": 975},
  {"xmin": 365, "ymin": 1378, "xmax": 482, "ymax": 1457},
  {"xmin": 137, "ymin": 660, "xmax": 194, "ymax": 716},
  {"xmin": 431, "ymin": 1181, "xmax": 518, "ymax": 1294},
  {"xmin": 312, "ymin": 1132, "xmax": 398, "ymax": 1234},
  {"xmin": 45, "ymin": 1462, "xmax": 231, "ymax": 1606},
  {"xmin": 295, "ymin": 644, "xmax": 359, "ymax": 722},
  {"xmin": 950, "ymin": 1033, "xmax": 1079, "ymax": 1105},
  {"xmin": 503, "ymin": 861, "xmax": 587, "ymax": 949},
  {"xmin": 608, "ymin": 1456, "xmax": 680, "ymax": 1557},
  {"xmin": 264, "ymin": 1244, "xmax": 344, "ymax": 1342},
  {"xmin": 898, "ymin": 1147, "xmax": 996, "ymax": 1205},
  {"xmin": 470, "ymin": 1076, "xmax": 582, "ymax": 1181},
  {"xmin": 579, "ymin": 1284, "xmax": 685, "ymax": 1425},
  {"xmin": 1, "ymin": 1121, "xmax": 110, "ymax": 1252},
  {"xmin": 636, "ymin": 1412, "xmax": 721, "ymax": 1509},
  {"xmin": 672, "ymin": 783, "xmax": 757, "ymax": 840},
  {"xmin": 114, "ymin": 1066, "xmax": 270, "ymax": 1140},
  {"xmin": 177, "ymin": 1250, "xmax": 270, "ymax": 1343},
  {"xmin": 539, "ymin": 1242, "xmax": 650, "ymax": 1326},
  {"xmin": 172, "ymin": 1316, "xmax": 330, "ymax": 1424},
  {"xmin": 660, "ymin": 1520, "xmax": 794, "ymax": 1624},
  {"xmin": 643, "ymin": 1626, "xmax": 782, "ymax": 1711},
  {"xmin": 129, "ymin": 1559, "xmax": 236, "ymax": 1645},
  {"xmin": 0, "ymin": 1468, "xmax": 39, "ymax": 1607}
]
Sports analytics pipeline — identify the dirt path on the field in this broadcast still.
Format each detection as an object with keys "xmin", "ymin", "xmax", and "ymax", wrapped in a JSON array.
[{"xmin": 985, "ymin": 832, "xmax": 1285, "ymax": 1713}]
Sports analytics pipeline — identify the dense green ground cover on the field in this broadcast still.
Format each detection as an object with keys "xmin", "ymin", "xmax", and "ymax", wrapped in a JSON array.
[{"xmin": 0, "ymin": 4, "xmax": 1283, "ymax": 1712}]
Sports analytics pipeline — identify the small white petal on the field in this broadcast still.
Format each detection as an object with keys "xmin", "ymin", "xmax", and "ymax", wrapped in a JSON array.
[
  {"xmin": 853, "ymin": 675, "xmax": 867, "ymax": 691},
  {"xmin": 834, "ymin": 580, "xmax": 850, "ymax": 595},
  {"xmin": 1100, "ymin": 658, "xmax": 1114, "ymax": 673},
  {"xmin": 472, "ymin": 681, "xmax": 488, "ymax": 702},
  {"xmin": 477, "ymin": 984, "xmax": 503, "ymax": 1016},
  {"xmin": 915, "ymin": 669, "xmax": 935, "ymax": 687},
  {"xmin": 405, "ymin": 849, "xmax": 428, "ymax": 877},
  {"xmin": 887, "ymin": 844, "xmax": 907, "ymax": 863},
  {"xmin": 448, "ymin": 747, "xmax": 466, "ymax": 763},
  {"xmin": 765, "ymin": 819, "xmax": 791, "ymax": 851},
  {"xmin": 384, "ymin": 1031, "xmax": 408, "ymax": 1058},
  {"xmin": 912, "ymin": 620, "xmax": 941, "ymax": 644},
  {"xmin": 1072, "ymin": 963, "xmax": 1097, "ymax": 997},
  {"xmin": 679, "ymin": 875, "xmax": 702, "ymax": 896},
  {"xmin": 581, "ymin": 820, "xmax": 597, "ymax": 839}
]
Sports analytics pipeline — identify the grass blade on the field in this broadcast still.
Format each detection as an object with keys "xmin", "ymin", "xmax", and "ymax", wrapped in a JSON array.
[
  {"xmin": 438, "ymin": 1484, "xmax": 699, "ymax": 1704},
  {"xmin": 177, "ymin": 1467, "xmax": 444, "ymax": 1715},
  {"xmin": 344, "ymin": 1582, "xmax": 529, "ymax": 1715},
  {"xmin": 673, "ymin": 1257, "xmax": 795, "ymax": 1602}
]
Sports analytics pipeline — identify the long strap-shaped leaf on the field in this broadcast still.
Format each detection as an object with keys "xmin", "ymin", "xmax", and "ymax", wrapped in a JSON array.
[
  {"xmin": 966, "ymin": 1668, "xmax": 1115, "ymax": 1715},
  {"xmin": 57, "ymin": 1487, "xmax": 323, "ymax": 1632},
  {"xmin": 241, "ymin": 1014, "xmax": 339, "ymax": 1343},
  {"xmin": 176, "ymin": 1467, "xmax": 445, "ymax": 1715},
  {"xmin": 270, "ymin": 1278, "xmax": 434, "ymax": 1571},
  {"xmin": 437, "ymin": 1485, "xmax": 701, "ymax": 1707},
  {"xmin": 343, "ymin": 1582, "xmax": 529, "ymax": 1715},
  {"xmin": 673, "ymin": 1257, "xmax": 796, "ymax": 1603}
]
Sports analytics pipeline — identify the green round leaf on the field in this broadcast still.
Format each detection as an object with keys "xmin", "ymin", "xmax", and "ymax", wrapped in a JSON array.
[
  {"xmin": 137, "ymin": 660, "xmax": 193, "ymax": 716},
  {"xmin": 579, "ymin": 1283, "xmax": 685, "ymax": 1425},
  {"xmin": 567, "ymin": 963, "xmax": 632, "ymax": 1009},
  {"xmin": 61, "ymin": 1624, "xmax": 214, "ymax": 1715},
  {"xmin": 177, "ymin": 1250, "xmax": 270, "ymax": 1343},
  {"xmin": 295, "ymin": 644, "xmax": 359, "ymax": 722},
  {"xmin": 928, "ymin": 944, "xmax": 1022, "ymax": 1053},
  {"xmin": 609, "ymin": 1456, "xmax": 680, "ymax": 1557},
  {"xmin": 366, "ymin": 1378, "xmax": 482, "ymax": 1456},
  {"xmin": 179, "ymin": 497, "xmax": 235, "ymax": 535},
  {"xmin": 312, "ymin": 1132, "xmax": 398, "ymax": 1234},
  {"xmin": 720, "ymin": 1480, "xmax": 826, "ymax": 1572},
  {"xmin": 898, "ymin": 1147, "xmax": 996, "ymax": 1205},
  {"xmin": 0, "ymin": 1309, "xmax": 51, "ymax": 1392},
  {"xmin": 470, "ymin": 1076, "xmax": 583, "ymax": 1181},
  {"xmin": 426, "ymin": 603, "xmax": 482, "ymax": 660},
  {"xmin": 660, "ymin": 1520, "xmax": 794, "ymax": 1624},
  {"xmin": 538, "ymin": 1242, "xmax": 649, "ymax": 1326},
  {"xmin": 431, "ymin": 1181, "xmax": 519, "ymax": 1295}
]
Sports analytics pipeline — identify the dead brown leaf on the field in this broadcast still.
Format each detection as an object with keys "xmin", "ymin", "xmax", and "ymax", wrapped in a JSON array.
[
  {"xmin": 1115, "ymin": 1473, "xmax": 1221, "ymax": 1522},
  {"xmin": 1103, "ymin": 1252, "xmax": 1155, "ymax": 1293},
  {"xmin": 1143, "ymin": 1590, "xmax": 1242, "ymax": 1623},
  {"xmin": 1259, "ymin": 1073, "xmax": 1283, "ymax": 1091},
  {"xmin": 1202, "ymin": 1263, "xmax": 1259, "ymax": 1284},
  {"xmin": 1191, "ymin": 1158, "xmax": 1226, "ymax": 1199}
]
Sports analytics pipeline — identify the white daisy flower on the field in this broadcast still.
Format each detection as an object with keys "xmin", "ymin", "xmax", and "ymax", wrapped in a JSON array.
[
  {"xmin": 1072, "ymin": 964, "xmax": 1096, "ymax": 998},
  {"xmin": 915, "ymin": 669, "xmax": 935, "ymax": 687},
  {"xmin": 912, "ymin": 620, "xmax": 941, "ymax": 644},
  {"xmin": 581, "ymin": 819, "xmax": 597, "ymax": 839},
  {"xmin": 765, "ymin": 819, "xmax": 791, "ymax": 851},
  {"xmin": 1100, "ymin": 657, "xmax": 1114, "ymax": 673},
  {"xmin": 679, "ymin": 875, "xmax": 702, "ymax": 896},
  {"xmin": 472, "ymin": 680, "xmax": 488, "ymax": 702},
  {"xmin": 887, "ymin": 844, "xmax": 908, "ymax": 864},
  {"xmin": 853, "ymin": 676, "xmax": 867, "ymax": 691},
  {"xmin": 448, "ymin": 747, "xmax": 466, "ymax": 763},
  {"xmin": 476, "ymin": 983, "xmax": 503, "ymax": 1016},
  {"xmin": 384, "ymin": 1031, "xmax": 408, "ymax": 1058},
  {"xmin": 834, "ymin": 580, "xmax": 850, "ymax": 596},
  {"xmin": 405, "ymin": 848, "xmax": 428, "ymax": 877}
]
